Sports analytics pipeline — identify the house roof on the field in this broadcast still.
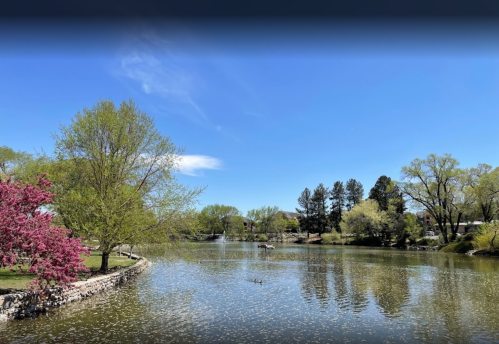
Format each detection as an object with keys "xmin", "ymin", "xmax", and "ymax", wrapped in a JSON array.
[{"xmin": 279, "ymin": 211, "xmax": 299, "ymax": 219}]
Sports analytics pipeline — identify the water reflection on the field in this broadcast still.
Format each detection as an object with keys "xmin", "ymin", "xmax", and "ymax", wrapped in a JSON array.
[{"xmin": 2, "ymin": 243, "xmax": 499, "ymax": 344}]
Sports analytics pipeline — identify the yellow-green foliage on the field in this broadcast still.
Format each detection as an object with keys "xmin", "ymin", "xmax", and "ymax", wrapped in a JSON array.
[
  {"xmin": 340, "ymin": 200, "xmax": 387, "ymax": 239},
  {"xmin": 321, "ymin": 233, "xmax": 333, "ymax": 244},
  {"xmin": 440, "ymin": 241, "xmax": 474, "ymax": 253},
  {"xmin": 321, "ymin": 230, "xmax": 341, "ymax": 244},
  {"xmin": 473, "ymin": 223, "xmax": 499, "ymax": 251},
  {"xmin": 257, "ymin": 234, "xmax": 268, "ymax": 242}
]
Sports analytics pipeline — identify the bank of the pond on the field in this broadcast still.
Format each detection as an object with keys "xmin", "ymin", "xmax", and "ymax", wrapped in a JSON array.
[
  {"xmin": 0, "ymin": 253, "xmax": 150, "ymax": 322},
  {"xmin": 205, "ymin": 232, "xmax": 499, "ymax": 256}
]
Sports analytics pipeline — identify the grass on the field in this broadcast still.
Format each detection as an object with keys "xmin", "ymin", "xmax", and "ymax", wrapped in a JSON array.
[{"xmin": 0, "ymin": 251, "xmax": 137, "ymax": 290}]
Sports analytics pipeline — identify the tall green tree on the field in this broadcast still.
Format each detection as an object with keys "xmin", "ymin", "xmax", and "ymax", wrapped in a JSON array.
[
  {"xmin": 466, "ymin": 164, "xmax": 499, "ymax": 222},
  {"xmin": 0, "ymin": 146, "xmax": 32, "ymax": 180},
  {"xmin": 311, "ymin": 183, "xmax": 329, "ymax": 234},
  {"xmin": 400, "ymin": 153, "xmax": 466, "ymax": 244},
  {"xmin": 198, "ymin": 205, "xmax": 222, "ymax": 236},
  {"xmin": 296, "ymin": 187, "xmax": 312, "ymax": 237},
  {"xmin": 198, "ymin": 204, "xmax": 241, "ymax": 236},
  {"xmin": 255, "ymin": 205, "xmax": 280, "ymax": 236},
  {"xmin": 345, "ymin": 178, "xmax": 364, "ymax": 210},
  {"xmin": 368, "ymin": 175, "xmax": 393, "ymax": 212},
  {"xmin": 54, "ymin": 99, "xmax": 204, "ymax": 271},
  {"xmin": 246, "ymin": 209, "xmax": 258, "ymax": 235},
  {"xmin": 329, "ymin": 181, "xmax": 345, "ymax": 232}
]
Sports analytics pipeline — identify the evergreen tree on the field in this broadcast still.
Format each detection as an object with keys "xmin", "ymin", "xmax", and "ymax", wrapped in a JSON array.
[
  {"xmin": 329, "ymin": 181, "xmax": 345, "ymax": 232},
  {"xmin": 311, "ymin": 183, "xmax": 329, "ymax": 234},
  {"xmin": 368, "ymin": 175, "xmax": 392, "ymax": 211},
  {"xmin": 346, "ymin": 179, "xmax": 364, "ymax": 210},
  {"xmin": 296, "ymin": 188, "xmax": 312, "ymax": 238}
]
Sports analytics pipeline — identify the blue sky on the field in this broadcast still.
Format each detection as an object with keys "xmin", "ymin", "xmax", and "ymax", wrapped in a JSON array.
[{"xmin": 1, "ymin": 20, "xmax": 499, "ymax": 214}]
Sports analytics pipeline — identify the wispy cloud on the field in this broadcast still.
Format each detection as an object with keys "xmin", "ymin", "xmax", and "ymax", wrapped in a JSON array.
[
  {"xmin": 115, "ymin": 28, "xmax": 212, "ymax": 126},
  {"xmin": 120, "ymin": 51, "xmax": 192, "ymax": 100},
  {"xmin": 178, "ymin": 155, "xmax": 222, "ymax": 176}
]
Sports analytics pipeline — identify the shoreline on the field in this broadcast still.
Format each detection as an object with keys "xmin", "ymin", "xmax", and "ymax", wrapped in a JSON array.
[{"xmin": 0, "ymin": 254, "xmax": 150, "ymax": 322}]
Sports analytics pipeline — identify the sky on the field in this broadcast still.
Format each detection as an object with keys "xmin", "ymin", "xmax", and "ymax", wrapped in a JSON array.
[{"xmin": 1, "ymin": 19, "xmax": 499, "ymax": 215}]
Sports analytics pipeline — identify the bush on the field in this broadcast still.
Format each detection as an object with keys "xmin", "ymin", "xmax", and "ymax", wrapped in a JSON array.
[
  {"xmin": 246, "ymin": 233, "xmax": 255, "ymax": 242},
  {"xmin": 440, "ymin": 241, "xmax": 474, "ymax": 253},
  {"xmin": 321, "ymin": 230, "xmax": 341, "ymax": 244},
  {"xmin": 331, "ymin": 230, "xmax": 341, "ymax": 242},
  {"xmin": 457, "ymin": 232, "xmax": 475, "ymax": 242},
  {"xmin": 417, "ymin": 238, "xmax": 439, "ymax": 247},
  {"xmin": 473, "ymin": 223, "xmax": 499, "ymax": 251},
  {"xmin": 257, "ymin": 234, "xmax": 268, "ymax": 242},
  {"xmin": 321, "ymin": 233, "xmax": 333, "ymax": 244},
  {"xmin": 349, "ymin": 236, "xmax": 383, "ymax": 246}
]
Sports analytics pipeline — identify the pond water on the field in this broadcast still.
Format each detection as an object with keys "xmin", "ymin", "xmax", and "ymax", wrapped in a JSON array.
[{"xmin": 2, "ymin": 243, "xmax": 499, "ymax": 344}]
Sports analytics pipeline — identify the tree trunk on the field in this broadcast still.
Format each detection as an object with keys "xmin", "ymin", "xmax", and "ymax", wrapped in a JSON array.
[
  {"xmin": 130, "ymin": 245, "xmax": 134, "ymax": 256},
  {"xmin": 439, "ymin": 223, "xmax": 449, "ymax": 244},
  {"xmin": 100, "ymin": 251, "xmax": 110, "ymax": 272},
  {"xmin": 490, "ymin": 230, "xmax": 498, "ymax": 251}
]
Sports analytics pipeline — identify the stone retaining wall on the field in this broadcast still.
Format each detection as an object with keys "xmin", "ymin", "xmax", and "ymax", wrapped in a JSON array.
[{"xmin": 0, "ymin": 257, "xmax": 150, "ymax": 322}]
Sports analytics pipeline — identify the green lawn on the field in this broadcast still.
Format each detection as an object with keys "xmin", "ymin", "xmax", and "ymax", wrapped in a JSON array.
[{"xmin": 0, "ymin": 251, "xmax": 137, "ymax": 290}]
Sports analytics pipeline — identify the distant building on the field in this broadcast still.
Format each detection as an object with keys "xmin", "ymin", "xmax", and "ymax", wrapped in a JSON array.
[
  {"xmin": 277, "ymin": 211, "xmax": 300, "ymax": 221},
  {"xmin": 416, "ymin": 211, "xmax": 484, "ymax": 234}
]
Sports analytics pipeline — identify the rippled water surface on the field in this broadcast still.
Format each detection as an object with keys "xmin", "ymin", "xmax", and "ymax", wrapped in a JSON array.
[{"xmin": 2, "ymin": 243, "xmax": 499, "ymax": 344}]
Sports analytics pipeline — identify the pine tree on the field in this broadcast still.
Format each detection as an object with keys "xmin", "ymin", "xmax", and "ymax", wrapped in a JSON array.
[
  {"xmin": 330, "ymin": 181, "xmax": 345, "ymax": 232},
  {"xmin": 311, "ymin": 183, "xmax": 329, "ymax": 234},
  {"xmin": 346, "ymin": 179, "xmax": 364, "ymax": 210},
  {"xmin": 296, "ymin": 188, "xmax": 312, "ymax": 238}
]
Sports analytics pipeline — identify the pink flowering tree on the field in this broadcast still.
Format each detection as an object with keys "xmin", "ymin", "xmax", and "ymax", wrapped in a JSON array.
[{"xmin": 0, "ymin": 175, "xmax": 89, "ymax": 291}]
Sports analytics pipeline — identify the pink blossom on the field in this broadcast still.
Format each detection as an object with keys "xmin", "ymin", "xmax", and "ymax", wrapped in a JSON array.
[{"xmin": 0, "ymin": 175, "xmax": 89, "ymax": 291}]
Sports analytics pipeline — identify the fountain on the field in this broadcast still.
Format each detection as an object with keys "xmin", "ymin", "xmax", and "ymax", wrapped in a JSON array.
[{"xmin": 216, "ymin": 231, "xmax": 226, "ymax": 243}]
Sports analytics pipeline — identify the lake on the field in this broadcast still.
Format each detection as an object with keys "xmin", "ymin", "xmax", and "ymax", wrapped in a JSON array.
[{"xmin": 1, "ymin": 242, "xmax": 499, "ymax": 343}]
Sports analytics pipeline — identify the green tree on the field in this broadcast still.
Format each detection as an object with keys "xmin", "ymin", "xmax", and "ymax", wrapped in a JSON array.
[
  {"xmin": 296, "ymin": 187, "xmax": 312, "ymax": 238},
  {"xmin": 369, "ymin": 175, "xmax": 393, "ymax": 211},
  {"xmin": 219, "ymin": 205, "xmax": 242, "ymax": 233},
  {"xmin": 345, "ymin": 178, "xmax": 364, "ymax": 210},
  {"xmin": 228, "ymin": 215, "xmax": 245, "ymax": 240},
  {"xmin": 272, "ymin": 212, "xmax": 288, "ymax": 242},
  {"xmin": 246, "ymin": 209, "xmax": 258, "ymax": 235},
  {"xmin": 340, "ymin": 199, "xmax": 387, "ymax": 240},
  {"xmin": 466, "ymin": 164, "xmax": 499, "ymax": 222},
  {"xmin": 329, "ymin": 181, "xmax": 345, "ymax": 233},
  {"xmin": 311, "ymin": 183, "xmax": 329, "ymax": 234},
  {"xmin": 404, "ymin": 213, "xmax": 424, "ymax": 244},
  {"xmin": 198, "ymin": 205, "xmax": 222, "ymax": 236},
  {"xmin": 54, "ymin": 99, "xmax": 204, "ymax": 271},
  {"xmin": 255, "ymin": 205, "xmax": 280, "ymax": 236},
  {"xmin": 473, "ymin": 222, "xmax": 499, "ymax": 252},
  {"xmin": 198, "ymin": 204, "xmax": 241, "ymax": 237},
  {"xmin": 0, "ymin": 146, "xmax": 32, "ymax": 180},
  {"xmin": 400, "ymin": 153, "xmax": 467, "ymax": 244}
]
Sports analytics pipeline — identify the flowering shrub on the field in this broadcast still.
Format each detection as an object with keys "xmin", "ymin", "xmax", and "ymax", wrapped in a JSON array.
[{"xmin": 0, "ymin": 175, "xmax": 89, "ymax": 291}]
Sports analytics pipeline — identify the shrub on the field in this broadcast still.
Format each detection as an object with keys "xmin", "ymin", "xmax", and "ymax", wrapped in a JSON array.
[
  {"xmin": 457, "ymin": 232, "xmax": 475, "ymax": 242},
  {"xmin": 321, "ymin": 233, "xmax": 333, "ymax": 244},
  {"xmin": 331, "ymin": 230, "xmax": 341, "ymax": 242},
  {"xmin": 350, "ymin": 236, "xmax": 383, "ymax": 246},
  {"xmin": 246, "ymin": 233, "xmax": 255, "ymax": 242},
  {"xmin": 417, "ymin": 238, "xmax": 439, "ymax": 247},
  {"xmin": 440, "ymin": 241, "xmax": 474, "ymax": 253},
  {"xmin": 257, "ymin": 234, "xmax": 268, "ymax": 242},
  {"xmin": 321, "ymin": 230, "xmax": 341, "ymax": 244},
  {"xmin": 473, "ymin": 223, "xmax": 499, "ymax": 251}
]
